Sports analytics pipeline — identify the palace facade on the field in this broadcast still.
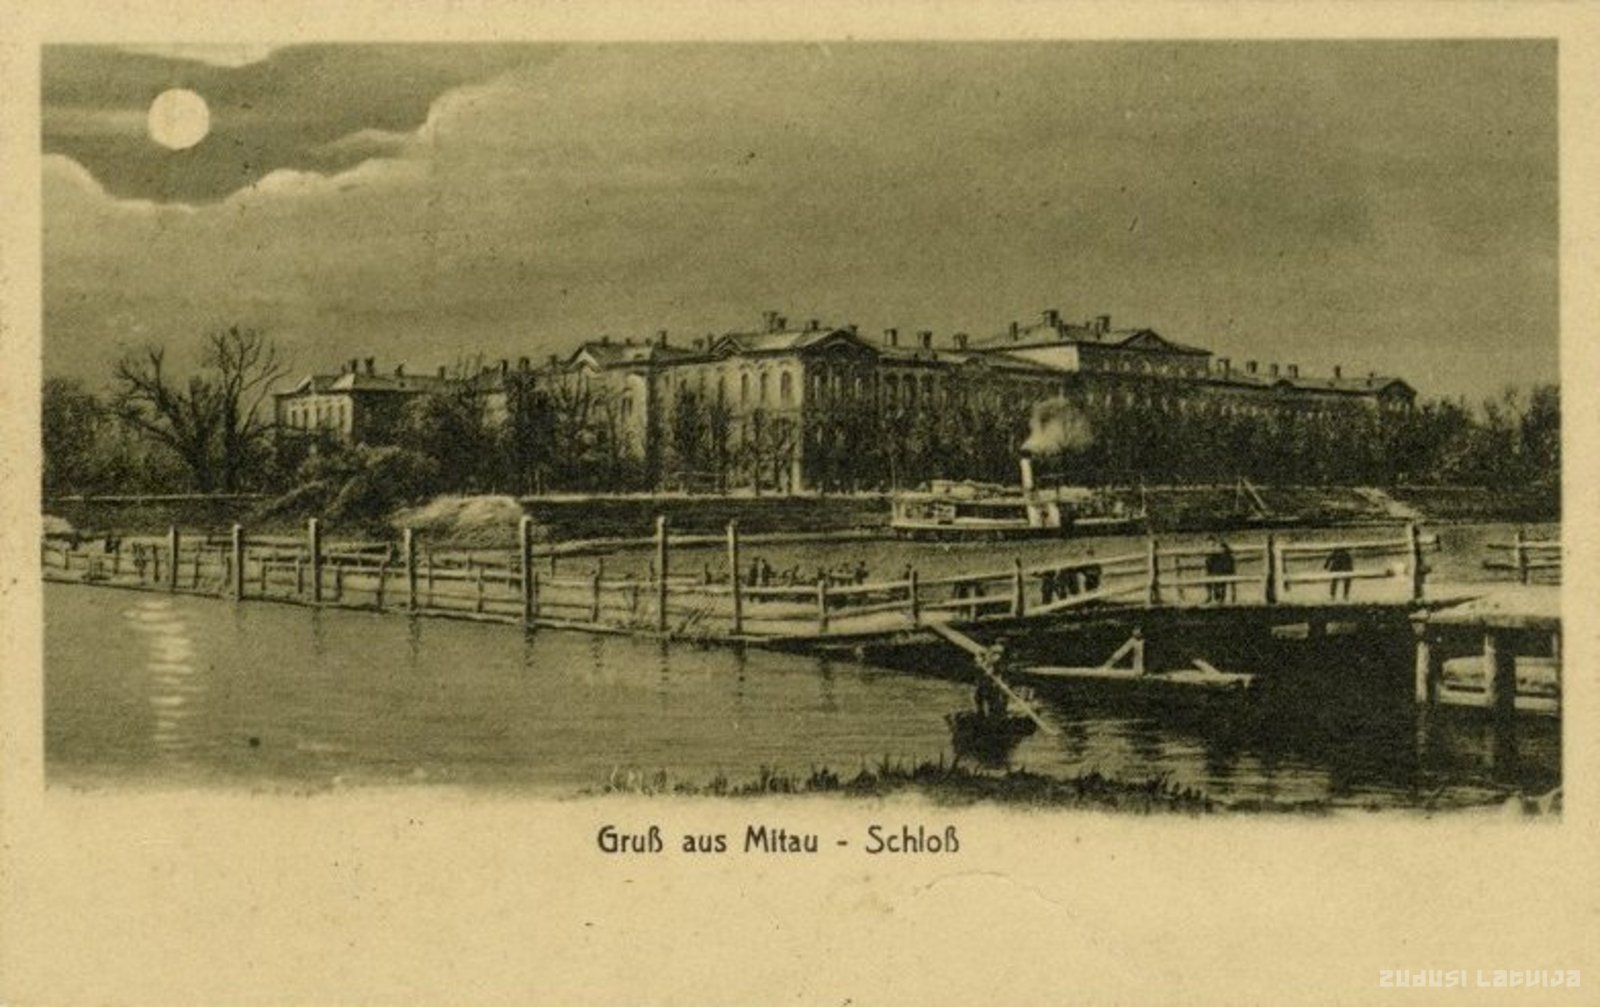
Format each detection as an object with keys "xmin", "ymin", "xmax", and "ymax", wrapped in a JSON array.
[{"xmin": 275, "ymin": 308, "xmax": 1416, "ymax": 492}]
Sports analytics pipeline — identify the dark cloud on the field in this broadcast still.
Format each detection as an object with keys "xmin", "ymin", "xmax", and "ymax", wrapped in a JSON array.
[
  {"xmin": 42, "ymin": 44, "xmax": 558, "ymax": 202},
  {"xmin": 42, "ymin": 42, "xmax": 1557, "ymax": 401}
]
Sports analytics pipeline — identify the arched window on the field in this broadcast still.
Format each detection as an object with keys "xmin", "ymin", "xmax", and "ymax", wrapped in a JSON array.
[
  {"xmin": 780, "ymin": 371, "xmax": 793, "ymax": 405},
  {"xmin": 740, "ymin": 373, "xmax": 750, "ymax": 405},
  {"xmin": 759, "ymin": 371, "xmax": 769, "ymax": 404},
  {"xmin": 717, "ymin": 374, "xmax": 726, "ymax": 403}
]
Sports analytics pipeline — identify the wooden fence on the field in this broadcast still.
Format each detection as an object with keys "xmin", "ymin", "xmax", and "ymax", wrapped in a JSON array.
[
  {"xmin": 1483, "ymin": 531, "xmax": 1562, "ymax": 584},
  {"xmin": 41, "ymin": 518, "xmax": 1436, "ymax": 640}
]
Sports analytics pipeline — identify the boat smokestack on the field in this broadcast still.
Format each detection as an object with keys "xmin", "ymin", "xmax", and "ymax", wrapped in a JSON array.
[{"xmin": 1019, "ymin": 454, "xmax": 1036, "ymax": 493}]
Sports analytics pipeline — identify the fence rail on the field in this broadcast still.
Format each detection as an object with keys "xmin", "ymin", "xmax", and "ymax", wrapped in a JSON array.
[
  {"xmin": 1483, "ymin": 532, "xmax": 1562, "ymax": 584},
  {"xmin": 42, "ymin": 517, "xmax": 1439, "ymax": 640}
]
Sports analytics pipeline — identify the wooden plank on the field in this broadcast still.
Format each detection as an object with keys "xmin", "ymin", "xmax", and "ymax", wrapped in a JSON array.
[{"xmin": 922, "ymin": 621, "xmax": 1058, "ymax": 736}]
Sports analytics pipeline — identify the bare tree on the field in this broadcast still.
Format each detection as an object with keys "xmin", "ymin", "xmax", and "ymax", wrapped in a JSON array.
[{"xmin": 114, "ymin": 326, "xmax": 288, "ymax": 493}]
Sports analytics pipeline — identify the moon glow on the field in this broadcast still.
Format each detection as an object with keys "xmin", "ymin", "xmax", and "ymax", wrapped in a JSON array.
[{"xmin": 147, "ymin": 88, "xmax": 211, "ymax": 150}]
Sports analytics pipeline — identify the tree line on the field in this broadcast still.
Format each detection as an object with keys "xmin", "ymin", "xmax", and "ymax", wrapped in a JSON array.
[{"xmin": 43, "ymin": 330, "xmax": 1560, "ymax": 516}]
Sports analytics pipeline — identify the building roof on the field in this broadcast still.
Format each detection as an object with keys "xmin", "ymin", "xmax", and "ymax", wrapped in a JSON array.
[
  {"xmin": 570, "ymin": 338, "xmax": 704, "ymax": 369},
  {"xmin": 1206, "ymin": 370, "xmax": 1415, "ymax": 396},
  {"xmin": 709, "ymin": 326, "xmax": 863, "ymax": 356},
  {"xmin": 971, "ymin": 318, "xmax": 1210, "ymax": 357},
  {"xmin": 276, "ymin": 370, "xmax": 452, "ymax": 397}
]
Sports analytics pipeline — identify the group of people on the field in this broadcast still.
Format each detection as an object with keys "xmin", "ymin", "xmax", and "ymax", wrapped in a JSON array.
[
  {"xmin": 743, "ymin": 557, "xmax": 871, "ymax": 588},
  {"xmin": 1038, "ymin": 562, "xmax": 1103, "ymax": 604}
]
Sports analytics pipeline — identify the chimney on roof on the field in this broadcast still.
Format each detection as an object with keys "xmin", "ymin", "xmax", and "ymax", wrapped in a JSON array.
[
  {"xmin": 1009, "ymin": 320, "xmax": 1020, "ymax": 341},
  {"xmin": 693, "ymin": 336, "xmax": 705, "ymax": 350},
  {"xmin": 918, "ymin": 330, "xmax": 933, "ymax": 350},
  {"xmin": 395, "ymin": 364, "xmax": 405, "ymax": 378},
  {"xmin": 499, "ymin": 359, "xmax": 509, "ymax": 376},
  {"xmin": 1269, "ymin": 363, "xmax": 1280, "ymax": 378},
  {"xmin": 1042, "ymin": 308, "xmax": 1060, "ymax": 328},
  {"xmin": 1287, "ymin": 364, "xmax": 1299, "ymax": 379},
  {"xmin": 953, "ymin": 333, "xmax": 969, "ymax": 350},
  {"xmin": 518, "ymin": 356, "xmax": 530, "ymax": 371},
  {"xmin": 847, "ymin": 323, "xmax": 858, "ymax": 336},
  {"xmin": 437, "ymin": 365, "xmax": 447, "ymax": 379},
  {"xmin": 349, "ymin": 358, "xmax": 359, "ymax": 375},
  {"xmin": 762, "ymin": 309, "xmax": 780, "ymax": 333},
  {"xmin": 600, "ymin": 335, "xmax": 611, "ymax": 345},
  {"xmin": 806, "ymin": 318, "xmax": 820, "ymax": 332},
  {"xmin": 364, "ymin": 357, "xmax": 375, "ymax": 376},
  {"xmin": 547, "ymin": 354, "xmax": 558, "ymax": 367},
  {"xmin": 883, "ymin": 328, "xmax": 899, "ymax": 347},
  {"xmin": 656, "ymin": 329, "xmax": 668, "ymax": 346},
  {"xmin": 776, "ymin": 315, "xmax": 787, "ymax": 331},
  {"xmin": 1217, "ymin": 357, "xmax": 1230, "ymax": 376},
  {"xmin": 1367, "ymin": 371, "xmax": 1376, "ymax": 387},
  {"xmin": 1334, "ymin": 365, "xmax": 1343, "ymax": 380},
  {"xmin": 1246, "ymin": 360, "xmax": 1258, "ymax": 374},
  {"xmin": 1096, "ymin": 314, "xmax": 1111, "ymax": 335}
]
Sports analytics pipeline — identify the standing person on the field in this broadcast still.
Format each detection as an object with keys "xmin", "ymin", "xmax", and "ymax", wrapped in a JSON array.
[
  {"xmin": 854, "ymin": 559, "xmax": 870, "ymax": 584},
  {"xmin": 1215, "ymin": 538, "xmax": 1236, "ymax": 603},
  {"xmin": 1324, "ymin": 547, "xmax": 1354, "ymax": 600}
]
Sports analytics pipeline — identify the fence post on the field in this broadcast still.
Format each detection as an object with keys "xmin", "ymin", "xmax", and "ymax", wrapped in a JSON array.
[
  {"xmin": 403, "ymin": 528, "xmax": 418, "ymax": 611},
  {"xmin": 334, "ymin": 563, "xmax": 344, "ymax": 602},
  {"xmin": 1514, "ymin": 527, "xmax": 1529, "ymax": 585},
  {"xmin": 519, "ymin": 516, "xmax": 535, "ymax": 627},
  {"xmin": 1145, "ymin": 536, "xmax": 1160, "ymax": 606},
  {"xmin": 1263, "ymin": 534, "xmax": 1279, "ymax": 604},
  {"xmin": 1483, "ymin": 630, "xmax": 1517, "ymax": 719},
  {"xmin": 817, "ymin": 576, "xmax": 830, "ymax": 634},
  {"xmin": 308, "ymin": 518, "xmax": 323, "ymax": 603},
  {"xmin": 726, "ymin": 519, "xmax": 743, "ymax": 635},
  {"xmin": 474, "ymin": 565, "xmax": 485, "ymax": 613},
  {"xmin": 590, "ymin": 563, "xmax": 603, "ymax": 624},
  {"xmin": 376, "ymin": 562, "xmax": 388, "ymax": 610},
  {"xmin": 1012, "ymin": 557, "xmax": 1026, "ymax": 616},
  {"xmin": 908, "ymin": 568, "xmax": 920, "ymax": 625},
  {"xmin": 1413, "ymin": 623, "xmax": 1442, "ymax": 706},
  {"xmin": 230, "ymin": 524, "xmax": 245, "ymax": 600},
  {"xmin": 167, "ymin": 525, "xmax": 180, "ymax": 593},
  {"xmin": 1408, "ymin": 522, "xmax": 1426, "ymax": 600},
  {"xmin": 655, "ymin": 515, "xmax": 669, "ymax": 633}
]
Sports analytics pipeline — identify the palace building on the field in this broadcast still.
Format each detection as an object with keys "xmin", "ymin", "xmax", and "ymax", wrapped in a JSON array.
[{"xmin": 275, "ymin": 308, "xmax": 1416, "ymax": 492}]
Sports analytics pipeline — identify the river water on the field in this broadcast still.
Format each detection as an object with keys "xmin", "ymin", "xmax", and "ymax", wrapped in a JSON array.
[{"xmin": 44, "ymin": 522, "xmax": 1560, "ymax": 810}]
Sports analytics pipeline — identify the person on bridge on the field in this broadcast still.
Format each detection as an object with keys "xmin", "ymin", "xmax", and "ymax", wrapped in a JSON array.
[
  {"xmin": 1324, "ymin": 547, "xmax": 1354, "ymax": 600},
  {"xmin": 1205, "ymin": 538, "xmax": 1236, "ymax": 603}
]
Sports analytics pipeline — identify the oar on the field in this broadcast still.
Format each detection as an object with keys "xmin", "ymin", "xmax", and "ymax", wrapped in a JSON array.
[{"xmin": 924, "ymin": 621, "xmax": 1058, "ymax": 736}]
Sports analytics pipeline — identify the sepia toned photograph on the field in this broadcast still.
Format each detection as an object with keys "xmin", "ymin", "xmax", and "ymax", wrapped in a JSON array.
[
  {"xmin": 6, "ymin": 10, "xmax": 1597, "ymax": 1004},
  {"xmin": 37, "ymin": 39, "xmax": 1561, "ymax": 811}
]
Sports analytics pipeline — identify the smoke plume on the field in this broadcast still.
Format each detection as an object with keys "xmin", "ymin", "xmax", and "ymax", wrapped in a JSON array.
[{"xmin": 1022, "ymin": 397, "xmax": 1093, "ymax": 456}]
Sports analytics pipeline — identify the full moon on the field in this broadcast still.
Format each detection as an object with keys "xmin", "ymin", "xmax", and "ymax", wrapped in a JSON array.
[{"xmin": 147, "ymin": 88, "xmax": 211, "ymax": 150}]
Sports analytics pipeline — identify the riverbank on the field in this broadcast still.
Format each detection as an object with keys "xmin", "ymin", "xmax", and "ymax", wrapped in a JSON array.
[{"xmin": 43, "ymin": 483, "xmax": 1557, "ymax": 543}]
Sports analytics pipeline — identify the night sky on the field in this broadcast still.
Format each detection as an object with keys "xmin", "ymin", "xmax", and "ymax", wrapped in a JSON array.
[{"xmin": 42, "ymin": 41, "xmax": 1557, "ymax": 401}]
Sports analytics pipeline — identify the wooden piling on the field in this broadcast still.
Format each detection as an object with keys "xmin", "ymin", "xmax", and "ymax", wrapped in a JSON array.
[
  {"xmin": 1130, "ymin": 628, "xmax": 1146, "ymax": 676},
  {"xmin": 192, "ymin": 547, "xmax": 201, "ymax": 589},
  {"xmin": 308, "ymin": 518, "xmax": 323, "ymax": 603},
  {"xmin": 376, "ymin": 562, "xmax": 388, "ymax": 609},
  {"xmin": 1263, "ymin": 534, "xmax": 1278, "ymax": 605},
  {"xmin": 258, "ymin": 554, "xmax": 268, "ymax": 595},
  {"xmin": 474, "ymin": 565, "xmax": 485, "ymax": 613},
  {"xmin": 1483, "ymin": 630, "xmax": 1517, "ymax": 718},
  {"xmin": 403, "ymin": 528, "xmax": 418, "ymax": 612},
  {"xmin": 334, "ymin": 563, "xmax": 344, "ymax": 602},
  {"xmin": 167, "ymin": 526, "xmax": 180, "ymax": 593},
  {"xmin": 295, "ymin": 557, "xmax": 304, "ymax": 596},
  {"xmin": 230, "ymin": 525, "xmax": 245, "ymax": 600},
  {"xmin": 1514, "ymin": 528, "xmax": 1529, "ymax": 585},
  {"xmin": 1145, "ymin": 536, "xmax": 1161, "ymax": 606},
  {"xmin": 1012, "ymin": 557, "xmax": 1026, "ymax": 616},
  {"xmin": 1413, "ymin": 624, "xmax": 1442, "ymax": 705},
  {"xmin": 726, "ymin": 520, "xmax": 743, "ymax": 635},
  {"xmin": 817, "ymin": 576, "xmax": 830, "ymax": 633},
  {"xmin": 590, "ymin": 564, "xmax": 603, "ymax": 624},
  {"xmin": 908, "ymin": 568, "xmax": 920, "ymax": 625},
  {"xmin": 518, "ymin": 516, "xmax": 535, "ymax": 626},
  {"xmin": 655, "ymin": 515, "xmax": 669, "ymax": 633},
  {"xmin": 1407, "ymin": 522, "xmax": 1426, "ymax": 601}
]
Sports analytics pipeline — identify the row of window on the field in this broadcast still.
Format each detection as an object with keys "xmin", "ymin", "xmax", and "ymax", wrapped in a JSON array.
[{"xmin": 282, "ymin": 400, "xmax": 348, "ymax": 430}]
